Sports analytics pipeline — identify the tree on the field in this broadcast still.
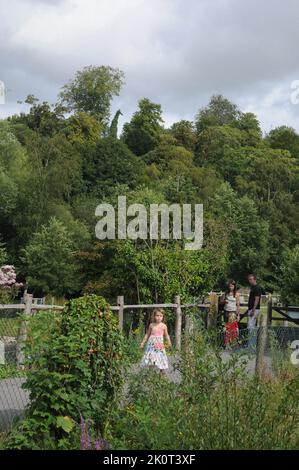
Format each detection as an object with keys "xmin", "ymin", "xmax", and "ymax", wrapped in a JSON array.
[
  {"xmin": 20, "ymin": 218, "xmax": 81, "ymax": 296},
  {"xmin": 195, "ymin": 94, "xmax": 241, "ymax": 133},
  {"xmin": 83, "ymin": 137, "xmax": 144, "ymax": 196},
  {"xmin": 276, "ymin": 245, "xmax": 299, "ymax": 305},
  {"xmin": 109, "ymin": 109, "xmax": 123, "ymax": 138},
  {"xmin": 169, "ymin": 120, "xmax": 197, "ymax": 151},
  {"xmin": 121, "ymin": 98, "xmax": 164, "ymax": 156},
  {"xmin": 63, "ymin": 111, "xmax": 103, "ymax": 146},
  {"xmin": 59, "ymin": 66, "xmax": 125, "ymax": 126},
  {"xmin": 236, "ymin": 148, "xmax": 297, "ymax": 204},
  {"xmin": 195, "ymin": 125, "xmax": 244, "ymax": 167},
  {"xmin": 210, "ymin": 183, "xmax": 270, "ymax": 281},
  {"xmin": 266, "ymin": 126, "xmax": 299, "ymax": 159},
  {"xmin": 234, "ymin": 112, "xmax": 263, "ymax": 147},
  {"xmin": 25, "ymin": 133, "xmax": 82, "ymax": 201},
  {"xmin": 0, "ymin": 122, "xmax": 28, "ymax": 182},
  {"xmin": 143, "ymin": 136, "xmax": 193, "ymax": 170}
]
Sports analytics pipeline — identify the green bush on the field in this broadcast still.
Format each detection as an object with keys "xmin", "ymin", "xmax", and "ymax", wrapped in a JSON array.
[{"xmin": 6, "ymin": 294, "xmax": 126, "ymax": 449}]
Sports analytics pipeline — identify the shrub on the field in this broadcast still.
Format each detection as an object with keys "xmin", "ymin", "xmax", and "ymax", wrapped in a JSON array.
[{"xmin": 6, "ymin": 294, "xmax": 126, "ymax": 449}]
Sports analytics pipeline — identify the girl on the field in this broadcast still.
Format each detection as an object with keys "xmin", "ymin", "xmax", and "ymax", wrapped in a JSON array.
[
  {"xmin": 224, "ymin": 312, "xmax": 239, "ymax": 348},
  {"xmin": 140, "ymin": 308, "xmax": 171, "ymax": 375},
  {"xmin": 221, "ymin": 280, "xmax": 240, "ymax": 323}
]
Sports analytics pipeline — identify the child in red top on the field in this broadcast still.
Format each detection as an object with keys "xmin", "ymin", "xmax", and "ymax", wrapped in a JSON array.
[{"xmin": 224, "ymin": 312, "xmax": 239, "ymax": 347}]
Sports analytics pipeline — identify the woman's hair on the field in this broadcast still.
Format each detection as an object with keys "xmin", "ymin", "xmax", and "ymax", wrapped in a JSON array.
[
  {"xmin": 226, "ymin": 280, "xmax": 237, "ymax": 297},
  {"xmin": 150, "ymin": 308, "xmax": 165, "ymax": 324}
]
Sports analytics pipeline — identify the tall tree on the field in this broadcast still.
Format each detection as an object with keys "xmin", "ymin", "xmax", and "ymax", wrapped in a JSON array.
[
  {"xmin": 266, "ymin": 126, "xmax": 299, "ymax": 159},
  {"xmin": 83, "ymin": 137, "xmax": 144, "ymax": 196},
  {"xmin": 121, "ymin": 98, "xmax": 164, "ymax": 156},
  {"xmin": 169, "ymin": 120, "xmax": 197, "ymax": 151},
  {"xmin": 195, "ymin": 94, "xmax": 241, "ymax": 134},
  {"xmin": 21, "ymin": 218, "xmax": 81, "ymax": 296},
  {"xmin": 59, "ymin": 65, "xmax": 125, "ymax": 127}
]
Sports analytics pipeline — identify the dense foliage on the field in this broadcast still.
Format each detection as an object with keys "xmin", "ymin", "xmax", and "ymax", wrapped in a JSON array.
[
  {"xmin": 6, "ymin": 295, "xmax": 126, "ymax": 449},
  {"xmin": 0, "ymin": 65, "xmax": 298, "ymax": 302}
]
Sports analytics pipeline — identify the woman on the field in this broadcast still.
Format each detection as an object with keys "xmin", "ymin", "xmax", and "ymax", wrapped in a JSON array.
[{"xmin": 221, "ymin": 280, "xmax": 240, "ymax": 323}]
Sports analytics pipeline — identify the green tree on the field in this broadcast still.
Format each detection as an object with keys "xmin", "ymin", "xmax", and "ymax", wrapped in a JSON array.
[
  {"xmin": 195, "ymin": 125, "xmax": 244, "ymax": 167},
  {"xmin": 210, "ymin": 183, "xmax": 270, "ymax": 281},
  {"xmin": 276, "ymin": 245, "xmax": 299, "ymax": 305},
  {"xmin": 83, "ymin": 137, "xmax": 144, "ymax": 196},
  {"xmin": 234, "ymin": 112, "xmax": 263, "ymax": 147},
  {"xmin": 59, "ymin": 65, "xmax": 125, "ymax": 126},
  {"xmin": 122, "ymin": 98, "xmax": 164, "ymax": 156},
  {"xmin": 169, "ymin": 120, "xmax": 197, "ymax": 151},
  {"xmin": 266, "ymin": 126, "xmax": 299, "ymax": 159},
  {"xmin": 21, "ymin": 217, "xmax": 81, "ymax": 296},
  {"xmin": 63, "ymin": 111, "xmax": 103, "ymax": 146},
  {"xmin": 195, "ymin": 94, "xmax": 241, "ymax": 133}
]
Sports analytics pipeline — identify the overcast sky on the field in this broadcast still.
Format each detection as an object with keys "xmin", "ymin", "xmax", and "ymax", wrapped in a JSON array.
[{"xmin": 1, "ymin": 0, "xmax": 299, "ymax": 134}]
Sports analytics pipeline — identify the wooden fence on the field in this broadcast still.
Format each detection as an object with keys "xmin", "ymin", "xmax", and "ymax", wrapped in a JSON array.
[
  {"xmin": 1, "ymin": 292, "xmax": 298, "ymax": 376},
  {"xmin": 0, "ymin": 293, "xmax": 216, "ymax": 366}
]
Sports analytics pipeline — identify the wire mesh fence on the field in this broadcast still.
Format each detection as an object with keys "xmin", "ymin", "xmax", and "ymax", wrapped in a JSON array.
[{"xmin": 0, "ymin": 309, "xmax": 29, "ymax": 432}]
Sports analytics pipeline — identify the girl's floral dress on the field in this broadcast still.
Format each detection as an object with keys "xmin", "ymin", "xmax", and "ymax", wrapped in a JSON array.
[{"xmin": 141, "ymin": 324, "xmax": 168, "ymax": 370}]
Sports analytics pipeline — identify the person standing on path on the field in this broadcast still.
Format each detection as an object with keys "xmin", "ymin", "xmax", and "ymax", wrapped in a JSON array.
[
  {"xmin": 221, "ymin": 280, "xmax": 241, "ymax": 323},
  {"xmin": 140, "ymin": 308, "xmax": 171, "ymax": 377},
  {"xmin": 247, "ymin": 274, "xmax": 263, "ymax": 349},
  {"xmin": 247, "ymin": 274, "xmax": 262, "ymax": 329}
]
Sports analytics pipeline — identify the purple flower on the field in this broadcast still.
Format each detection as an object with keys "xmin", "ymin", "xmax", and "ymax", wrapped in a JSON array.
[
  {"xmin": 79, "ymin": 414, "xmax": 103, "ymax": 450},
  {"xmin": 80, "ymin": 414, "xmax": 91, "ymax": 450},
  {"xmin": 94, "ymin": 439, "xmax": 101, "ymax": 450}
]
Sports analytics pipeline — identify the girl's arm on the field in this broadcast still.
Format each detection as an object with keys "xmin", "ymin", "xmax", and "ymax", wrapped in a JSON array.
[
  {"xmin": 140, "ymin": 324, "xmax": 151, "ymax": 348},
  {"xmin": 164, "ymin": 324, "xmax": 171, "ymax": 347}
]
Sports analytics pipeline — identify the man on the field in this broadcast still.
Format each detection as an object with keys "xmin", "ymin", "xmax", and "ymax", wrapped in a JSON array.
[{"xmin": 247, "ymin": 274, "xmax": 263, "ymax": 330}]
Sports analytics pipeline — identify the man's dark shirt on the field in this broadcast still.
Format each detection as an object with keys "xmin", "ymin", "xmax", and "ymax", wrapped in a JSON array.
[{"xmin": 248, "ymin": 284, "xmax": 262, "ymax": 310}]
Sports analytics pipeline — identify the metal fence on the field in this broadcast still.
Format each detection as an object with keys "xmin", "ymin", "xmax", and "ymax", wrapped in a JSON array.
[{"xmin": 0, "ymin": 308, "xmax": 29, "ymax": 432}]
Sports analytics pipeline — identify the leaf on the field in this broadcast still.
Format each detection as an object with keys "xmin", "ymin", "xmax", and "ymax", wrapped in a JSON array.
[{"xmin": 56, "ymin": 415, "xmax": 75, "ymax": 433}]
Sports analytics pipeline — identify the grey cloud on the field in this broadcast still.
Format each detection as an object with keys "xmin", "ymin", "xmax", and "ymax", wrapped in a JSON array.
[{"xmin": 1, "ymin": 0, "xmax": 299, "ymax": 132}]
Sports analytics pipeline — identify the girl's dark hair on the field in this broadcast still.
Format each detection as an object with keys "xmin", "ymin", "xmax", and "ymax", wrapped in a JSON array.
[{"xmin": 226, "ymin": 280, "xmax": 237, "ymax": 297}]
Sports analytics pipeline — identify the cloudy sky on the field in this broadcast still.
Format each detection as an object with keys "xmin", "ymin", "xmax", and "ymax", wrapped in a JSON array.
[{"xmin": 1, "ymin": 0, "xmax": 299, "ymax": 133}]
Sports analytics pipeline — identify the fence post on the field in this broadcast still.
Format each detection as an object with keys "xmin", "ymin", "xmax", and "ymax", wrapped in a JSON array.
[
  {"xmin": 117, "ymin": 295, "xmax": 124, "ymax": 330},
  {"xmin": 267, "ymin": 293, "xmax": 273, "ymax": 325},
  {"xmin": 16, "ymin": 293, "xmax": 33, "ymax": 368},
  {"xmin": 255, "ymin": 311, "xmax": 268, "ymax": 377},
  {"xmin": 174, "ymin": 295, "xmax": 182, "ymax": 350},
  {"xmin": 207, "ymin": 292, "xmax": 218, "ymax": 329}
]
